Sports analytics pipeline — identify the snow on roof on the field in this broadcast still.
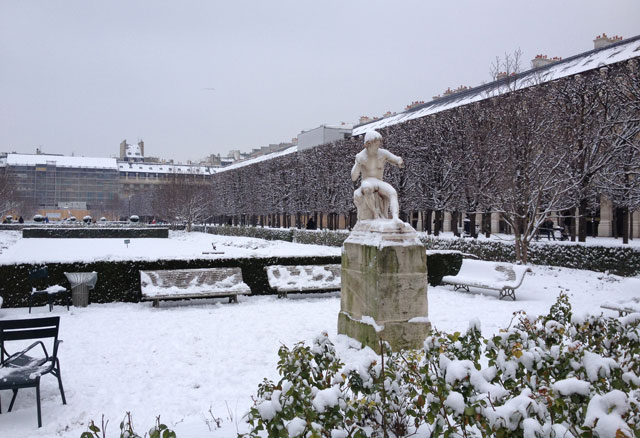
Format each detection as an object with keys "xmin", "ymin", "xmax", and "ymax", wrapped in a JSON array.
[
  {"xmin": 322, "ymin": 123, "xmax": 353, "ymax": 130},
  {"xmin": 7, "ymin": 153, "xmax": 118, "ymax": 170},
  {"xmin": 117, "ymin": 161, "xmax": 217, "ymax": 175},
  {"xmin": 353, "ymin": 35, "xmax": 640, "ymax": 136},
  {"xmin": 214, "ymin": 145, "xmax": 298, "ymax": 174}
]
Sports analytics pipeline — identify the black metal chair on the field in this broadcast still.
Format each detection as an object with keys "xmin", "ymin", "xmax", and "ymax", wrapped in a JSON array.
[
  {"xmin": 0, "ymin": 316, "xmax": 67, "ymax": 427},
  {"xmin": 28, "ymin": 267, "xmax": 70, "ymax": 313}
]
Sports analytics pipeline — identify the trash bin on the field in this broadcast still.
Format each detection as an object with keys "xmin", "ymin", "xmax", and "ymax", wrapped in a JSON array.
[{"xmin": 64, "ymin": 272, "xmax": 98, "ymax": 307}]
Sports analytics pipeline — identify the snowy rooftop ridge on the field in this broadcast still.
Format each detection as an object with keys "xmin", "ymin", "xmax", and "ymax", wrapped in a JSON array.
[
  {"xmin": 353, "ymin": 34, "xmax": 640, "ymax": 136},
  {"xmin": 6, "ymin": 153, "xmax": 118, "ymax": 170},
  {"xmin": 214, "ymin": 145, "xmax": 298, "ymax": 174}
]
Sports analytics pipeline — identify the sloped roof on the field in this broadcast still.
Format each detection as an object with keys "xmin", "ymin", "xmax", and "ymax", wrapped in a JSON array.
[
  {"xmin": 353, "ymin": 34, "xmax": 640, "ymax": 136},
  {"xmin": 7, "ymin": 153, "xmax": 118, "ymax": 170}
]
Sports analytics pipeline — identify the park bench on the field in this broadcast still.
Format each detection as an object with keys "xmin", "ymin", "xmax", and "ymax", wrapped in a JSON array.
[
  {"xmin": 441, "ymin": 259, "xmax": 532, "ymax": 300},
  {"xmin": 140, "ymin": 267, "xmax": 251, "ymax": 307},
  {"xmin": 600, "ymin": 298, "xmax": 640, "ymax": 316},
  {"xmin": 0, "ymin": 316, "xmax": 67, "ymax": 428},
  {"xmin": 265, "ymin": 264, "xmax": 341, "ymax": 298}
]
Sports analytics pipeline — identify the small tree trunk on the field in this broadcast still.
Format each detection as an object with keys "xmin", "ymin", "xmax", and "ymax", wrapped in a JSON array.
[
  {"xmin": 426, "ymin": 210, "xmax": 433, "ymax": 235},
  {"xmin": 483, "ymin": 211, "xmax": 491, "ymax": 238},
  {"xmin": 623, "ymin": 207, "xmax": 630, "ymax": 244},
  {"xmin": 578, "ymin": 199, "xmax": 588, "ymax": 242},
  {"xmin": 451, "ymin": 211, "xmax": 460, "ymax": 237},
  {"xmin": 468, "ymin": 212, "xmax": 477, "ymax": 238},
  {"xmin": 434, "ymin": 210, "xmax": 442, "ymax": 236}
]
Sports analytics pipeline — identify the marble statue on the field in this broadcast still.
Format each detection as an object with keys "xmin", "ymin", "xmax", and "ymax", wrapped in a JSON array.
[
  {"xmin": 339, "ymin": 129, "xmax": 429, "ymax": 352},
  {"xmin": 351, "ymin": 130, "xmax": 404, "ymax": 222}
]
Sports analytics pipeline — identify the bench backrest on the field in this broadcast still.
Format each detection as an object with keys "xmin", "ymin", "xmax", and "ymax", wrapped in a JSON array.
[
  {"xmin": 265, "ymin": 264, "xmax": 341, "ymax": 289},
  {"xmin": 140, "ymin": 267, "xmax": 247, "ymax": 295},
  {"xmin": 0, "ymin": 316, "xmax": 60, "ymax": 364},
  {"xmin": 458, "ymin": 259, "xmax": 531, "ymax": 286}
]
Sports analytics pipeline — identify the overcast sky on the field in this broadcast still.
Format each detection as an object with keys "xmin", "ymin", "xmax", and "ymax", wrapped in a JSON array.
[{"xmin": 1, "ymin": 1, "xmax": 638, "ymax": 162}]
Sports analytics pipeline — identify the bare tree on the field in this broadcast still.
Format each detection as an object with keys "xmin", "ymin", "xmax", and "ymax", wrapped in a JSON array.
[
  {"xmin": 551, "ymin": 69, "xmax": 616, "ymax": 241},
  {"xmin": 0, "ymin": 167, "xmax": 17, "ymax": 217},
  {"xmin": 598, "ymin": 60, "xmax": 640, "ymax": 244},
  {"xmin": 153, "ymin": 177, "xmax": 211, "ymax": 231},
  {"xmin": 487, "ymin": 86, "xmax": 574, "ymax": 263}
]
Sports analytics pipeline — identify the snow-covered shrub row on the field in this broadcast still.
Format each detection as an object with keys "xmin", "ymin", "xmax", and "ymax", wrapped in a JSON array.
[
  {"xmin": 22, "ymin": 227, "xmax": 169, "ymax": 239},
  {"xmin": 0, "ymin": 255, "xmax": 341, "ymax": 307},
  {"xmin": 292, "ymin": 229, "xmax": 350, "ymax": 248},
  {"xmin": 199, "ymin": 225, "xmax": 296, "ymax": 242},
  {"xmin": 421, "ymin": 236, "xmax": 640, "ymax": 276},
  {"xmin": 200, "ymin": 225, "xmax": 351, "ymax": 247},
  {"xmin": 243, "ymin": 294, "xmax": 640, "ymax": 437},
  {"xmin": 203, "ymin": 226, "xmax": 640, "ymax": 276}
]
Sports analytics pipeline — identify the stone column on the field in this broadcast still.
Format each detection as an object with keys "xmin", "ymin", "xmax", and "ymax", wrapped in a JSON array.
[
  {"xmin": 443, "ymin": 211, "xmax": 452, "ymax": 232},
  {"xmin": 633, "ymin": 210, "xmax": 640, "ymax": 239},
  {"xmin": 491, "ymin": 212, "xmax": 501, "ymax": 234},
  {"xmin": 339, "ymin": 220, "xmax": 429, "ymax": 352},
  {"xmin": 599, "ymin": 196, "xmax": 613, "ymax": 237}
]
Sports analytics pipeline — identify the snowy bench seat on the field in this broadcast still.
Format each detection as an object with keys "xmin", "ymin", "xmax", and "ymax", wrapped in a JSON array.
[
  {"xmin": 601, "ymin": 298, "xmax": 640, "ymax": 316},
  {"xmin": 441, "ymin": 259, "xmax": 532, "ymax": 300},
  {"xmin": 140, "ymin": 268, "xmax": 251, "ymax": 307},
  {"xmin": 264, "ymin": 264, "xmax": 341, "ymax": 298}
]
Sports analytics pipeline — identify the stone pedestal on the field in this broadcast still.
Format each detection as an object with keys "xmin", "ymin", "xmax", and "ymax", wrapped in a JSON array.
[{"xmin": 338, "ymin": 219, "xmax": 429, "ymax": 352}]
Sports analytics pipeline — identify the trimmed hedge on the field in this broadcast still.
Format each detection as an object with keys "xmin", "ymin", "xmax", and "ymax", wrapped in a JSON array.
[
  {"xmin": 421, "ymin": 237, "xmax": 640, "ymax": 277},
  {"xmin": 0, "ymin": 255, "xmax": 340, "ymax": 308},
  {"xmin": 201, "ymin": 225, "xmax": 640, "ymax": 277},
  {"xmin": 22, "ymin": 227, "xmax": 169, "ymax": 239},
  {"xmin": 426, "ymin": 251, "xmax": 463, "ymax": 286}
]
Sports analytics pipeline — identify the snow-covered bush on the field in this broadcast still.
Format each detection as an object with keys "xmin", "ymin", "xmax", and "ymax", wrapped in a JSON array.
[
  {"xmin": 422, "ymin": 236, "xmax": 640, "ymax": 277},
  {"xmin": 201, "ymin": 225, "xmax": 296, "ymax": 242},
  {"xmin": 243, "ymin": 295, "xmax": 640, "ymax": 437},
  {"xmin": 203, "ymin": 226, "xmax": 640, "ymax": 276}
]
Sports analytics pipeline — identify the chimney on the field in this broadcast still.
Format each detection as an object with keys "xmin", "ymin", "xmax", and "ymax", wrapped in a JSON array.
[
  {"xmin": 138, "ymin": 140, "xmax": 145, "ymax": 157},
  {"xmin": 593, "ymin": 33, "xmax": 623, "ymax": 50},
  {"xmin": 119, "ymin": 139, "xmax": 127, "ymax": 160},
  {"xmin": 359, "ymin": 116, "xmax": 372, "ymax": 124},
  {"xmin": 531, "ymin": 54, "xmax": 556, "ymax": 69},
  {"xmin": 405, "ymin": 101, "xmax": 425, "ymax": 111}
]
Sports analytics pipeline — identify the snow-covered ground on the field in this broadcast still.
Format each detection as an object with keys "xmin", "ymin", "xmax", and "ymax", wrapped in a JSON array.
[
  {"xmin": 0, "ymin": 230, "xmax": 340, "ymax": 265},
  {"xmin": 0, "ymin": 231, "xmax": 638, "ymax": 437}
]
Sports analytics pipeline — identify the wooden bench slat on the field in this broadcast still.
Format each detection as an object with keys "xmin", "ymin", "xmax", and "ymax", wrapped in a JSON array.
[
  {"xmin": 265, "ymin": 264, "xmax": 341, "ymax": 298},
  {"xmin": 140, "ymin": 267, "xmax": 251, "ymax": 306}
]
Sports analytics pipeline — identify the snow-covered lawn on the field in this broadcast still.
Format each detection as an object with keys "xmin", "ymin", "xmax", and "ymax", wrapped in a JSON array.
[
  {"xmin": 0, "ymin": 230, "xmax": 340, "ymax": 265},
  {"xmin": 0, "ymin": 231, "xmax": 638, "ymax": 437}
]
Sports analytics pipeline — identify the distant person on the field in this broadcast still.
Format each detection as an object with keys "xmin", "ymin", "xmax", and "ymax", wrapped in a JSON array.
[
  {"xmin": 306, "ymin": 217, "xmax": 316, "ymax": 230},
  {"xmin": 44, "ymin": 216, "xmax": 49, "ymax": 223},
  {"xmin": 18, "ymin": 216, "xmax": 24, "ymax": 224},
  {"xmin": 544, "ymin": 218, "xmax": 555, "ymax": 241}
]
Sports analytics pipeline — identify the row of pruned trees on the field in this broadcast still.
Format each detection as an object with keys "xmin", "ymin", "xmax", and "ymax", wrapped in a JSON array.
[{"xmin": 150, "ymin": 58, "xmax": 639, "ymax": 263}]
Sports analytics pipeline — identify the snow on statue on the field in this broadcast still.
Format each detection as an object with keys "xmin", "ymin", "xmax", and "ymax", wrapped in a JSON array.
[{"xmin": 351, "ymin": 130, "xmax": 404, "ymax": 222}]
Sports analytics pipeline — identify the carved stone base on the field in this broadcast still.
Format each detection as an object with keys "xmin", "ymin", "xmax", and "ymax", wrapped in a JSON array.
[{"xmin": 338, "ymin": 219, "xmax": 430, "ymax": 352}]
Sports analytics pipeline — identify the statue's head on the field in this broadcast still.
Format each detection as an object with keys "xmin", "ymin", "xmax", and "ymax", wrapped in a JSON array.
[{"xmin": 364, "ymin": 130, "xmax": 382, "ymax": 151}]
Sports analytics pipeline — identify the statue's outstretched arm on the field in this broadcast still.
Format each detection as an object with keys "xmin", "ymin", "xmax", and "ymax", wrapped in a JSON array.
[{"xmin": 381, "ymin": 149, "xmax": 404, "ymax": 168}]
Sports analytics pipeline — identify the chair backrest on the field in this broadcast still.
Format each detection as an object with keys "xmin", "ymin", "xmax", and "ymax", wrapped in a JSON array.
[
  {"xmin": 0, "ymin": 316, "xmax": 60, "ymax": 363},
  {"xmin": 29, "ymin": 267, "xmax": 49, "ymax": 282},
  {"xmin": 28, "ymin": 266, "xmax": 49, "ymax": 292}
]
